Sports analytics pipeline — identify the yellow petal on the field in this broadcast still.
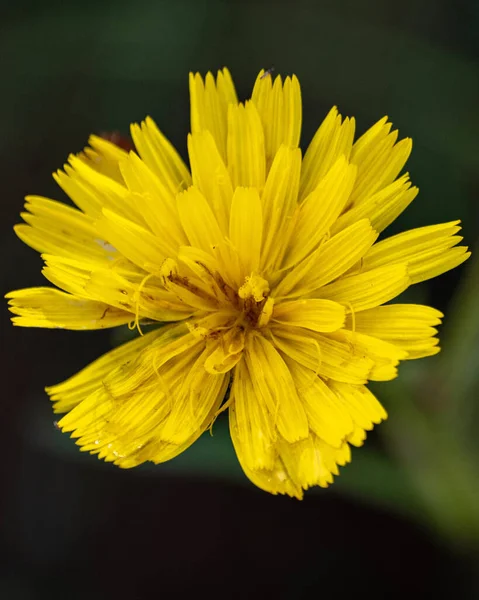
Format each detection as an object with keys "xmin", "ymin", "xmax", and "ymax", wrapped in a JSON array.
[
  {"xmin": 118, "ymin": 151, "xmax": 188, "ymax": 245},
  {"xmin": 360, "ymin": 221, "xmax": 469, "ymax": 284},
  {"xmin": 188, "ymin": 130, "xmax": 234, "ymax": 234},
  {"xmin": 329, "ymin": 381, "xmax": 387, "ymax": 430},
  {"xmin": 96, "ymin": 209, "xmax": 171, "ymax": 272},
  {"xmin": 348, "ymin": 304, "xmax": 443, "ymax": 360},
  {"xmin": 127, "ymin": 386, "xmax": 226, "ymax": 466},
  {"xmin": 260, "ymin": 146, "xmax": 301, "ymax": 272},
  {"xmin": 300, "ymin": 106, "xmax": 355, "ymax": 201},
  {"xmin": 204, "ymin": 326, "xmax": 245, "ymax": 374},
  {"xmin": 228, "ymin": 186, "xmax": 263, "ymax": 284},
  {"xmin": 57, "ymin": 155, "xmax": 143, "ymax": 225},
  {"xmin": 350, "ymin": 116, "xmax": 390, "ymax": 159},
  {"xmin": 285, "ymin": 156, "xmax": 357, "ymax": 267},
  {"xmin": 177, "ymin": 244, "xmax": 239, "ymax": 296},
  {"xmin": 251, "ymin": 70, "xmax": 302, "ymax": 164},
  {"xmin": 273, "ymin": 299, "xmax": 345, "ymax": 332},
  {"xmin": 130, "ymin": 435, "xmax": 202, "ymax": 467},
  {"xmin": 270, "ymin": 326, "xmax": 322, "ymax": 373},
  {"xmin": 130, "ymin": 116, "xmax": 191, "ymax": 196},
  {"xmin": 390, "ymin": 338, "xmax": 440, "ymax": 360},
  {"xmin": 349, "ymin": 118, "xmax": 412, "ymax": 206},
  {"xmin": 190, "ymin": 68, "xmax": 238, "ymax": 160},
  {"xmin": 330, "ymin": 174, "xmax": 418, "ymax": 236},
  {"xmin": 287, "ymin": 360, "xmax": 354, "ymax": 447},
  {"xmin": 229, "ymin": 411, "xmax": 303, "ymax": 498},
  {"xmin": 275, "ymin": 219, "xmax": 377, "ymax": 299},
  {"xmin": 158, "ymin": 349, "xmax": 230, "ymax": 445},
  {"xmin": 348, "ymin": 426, "xmax": 368, "ymax": 447},
  {"xmin": 407, "ymin": 247, "xmax": 470, "ymax": 284},
  {"xmin": 46, "ymin": 326, "xmax": 168, "ymax": 413},
  {"xmin": 232, "ymin": 430, "xmax": 352, "ymax": 499},
  {"xmin": 6, "ymin": 287, "xmax": 132, "ymax": 330},
  {"xmin": 246, "ymin": 333, "xmax": 309, "ymax": 443},
  {"xmin": 319, "ymin": 264, "xmax": 411, "ymax": 312},
  {"xmin": 41, "ymin": 253, "xmax": 156, "ymax": 302},
  {"xmin": 187, "ymin": 311, "xmax": 236, "ymax": 341},
  {"xmin": 348, "ymin": 304, "xmax": 443, "ymax": 337},
  {"xmin": 227, "ymin": 101, "xmax": 266, "ymax": 189},
  {"xmin": 59, "ymin": 335, "xmax": 218, "ymax": 466},
  {"xmin": 53, "ymin": 166, "xmax": 103, "ymax": 219},
  {"xmin": 104, "ymin": 350, "xmax": 200, "ymax": 445},
  {"xmin": 314, "ymin": 332, "xmax": 377, "ymax": 384},
  {"xmin": 277, "ymin": 435, "xmax": 351, "ymax": 490},
  {"xmin": 41, "ymin": 254, "xmax": 101, "ymax": 298},
  {"xmin": 326, "ymin": 329, "xmax": 408, "ymax": 381},
  {"xmin": 97, "ymin": 323, "xmax": 197, "ymax": 399},
  {"xmin": 229, "ymin": 357, "xmax": 276, "ymax": 471},
  {"xmin": 270, "ymin": 326, "xmax": 374, "ymax": 384},
  {"xmin": 160, "ymin": 258, "xmax": 219, "ymax": 312},
  {"xmin": 15, "ymin": 195, "xmax": 114, "ymax": 263},
  {"xmin": 80, "ymin": 134, "xmax": 129, "ymax": 184},
  {"xmin": 176, "ymin": 186, "xmax": 224, "ymax": 255},
  {"xmin": 84, "ymin": 268, "xmax": 192, "ymax": 323},
  {"xmin": 90, "ymin": 340, "xmax": 198, "ymax": 444}
]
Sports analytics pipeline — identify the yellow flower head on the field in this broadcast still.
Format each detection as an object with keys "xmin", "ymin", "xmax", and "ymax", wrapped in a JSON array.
[{"xmin": 7, "ymin": 68, "xmax": 470, "ymax": 498}]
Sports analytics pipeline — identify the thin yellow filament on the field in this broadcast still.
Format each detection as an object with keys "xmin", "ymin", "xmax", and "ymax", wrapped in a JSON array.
[{"xmin": 129, "ymin": 272, "xmax": 157, "ymax": 336}]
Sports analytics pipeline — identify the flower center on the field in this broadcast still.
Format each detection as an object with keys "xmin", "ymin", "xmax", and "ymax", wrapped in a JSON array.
[
  {"xmin": 237, "ymin": 274, "xmax": 274, "ymax": 329},
  {"xmin": 160, "ymin": 258, "xmax": 274, "ymax": 333}
]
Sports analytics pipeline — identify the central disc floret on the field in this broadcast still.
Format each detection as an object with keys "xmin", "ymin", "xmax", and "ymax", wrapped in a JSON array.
[
  {"xmin": 160, "ymin": 258, "xmax": 274, "ymax": 331},
  {"xmin": 237, "ymin": 274, "xmax": 274, "ymax": 329}
]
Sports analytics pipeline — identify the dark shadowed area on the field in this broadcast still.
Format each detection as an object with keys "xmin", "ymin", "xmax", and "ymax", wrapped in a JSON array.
[{"xmin": 1, "ymin": 0, "xmax": 478, "ymax": 598}]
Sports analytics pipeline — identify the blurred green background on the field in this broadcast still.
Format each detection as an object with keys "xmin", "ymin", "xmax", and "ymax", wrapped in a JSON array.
[{"xmin": 1, "ymin": 0, "xmax": 479, "ymax": 598}]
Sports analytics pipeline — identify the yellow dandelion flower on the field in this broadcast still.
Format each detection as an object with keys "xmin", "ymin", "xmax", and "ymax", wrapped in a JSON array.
[{"xmin": 6, "ymin": 68, "xmax": 470, "ymax": 498}]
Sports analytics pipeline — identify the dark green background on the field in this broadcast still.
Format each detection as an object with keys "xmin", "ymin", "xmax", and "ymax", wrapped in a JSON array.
[{"xmin": 1, "ymin": 1, "xmax": 479, "ymax": 598}]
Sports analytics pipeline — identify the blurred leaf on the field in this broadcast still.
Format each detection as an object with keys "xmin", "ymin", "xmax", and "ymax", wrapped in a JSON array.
[
  {"xmin": 332, "ymin": 445, "xmax": 424, "ymax": 518},
  {"xmin": 379, "ymin": 377, "xmax": 479, "ymax": 547},
  {"xmin": 435, "ymin": 248, "xmax": 479, "ymax": 441},
  {"xmin": 27, "ymin": 389, "xmax": 423, "ymax": 519}
]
